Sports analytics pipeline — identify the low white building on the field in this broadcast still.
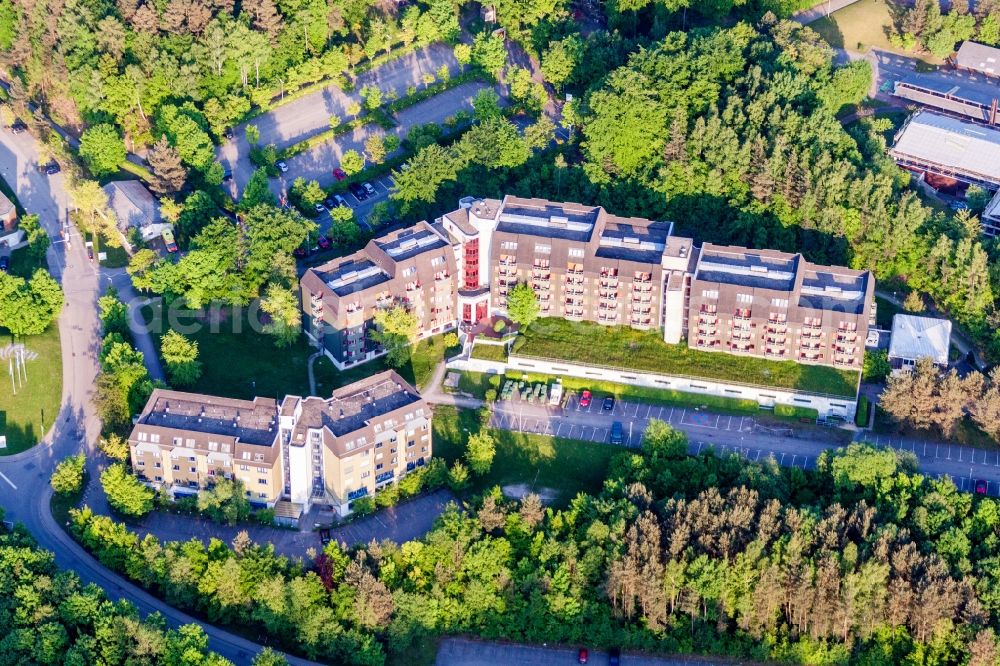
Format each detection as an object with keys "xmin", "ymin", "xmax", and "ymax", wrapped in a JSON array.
[{"xmin": 887, "ymin": 314, "xmax": 952, "ymax": 371}]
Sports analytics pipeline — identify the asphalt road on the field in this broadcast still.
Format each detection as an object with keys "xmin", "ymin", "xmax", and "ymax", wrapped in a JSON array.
[
  {"xmin": 493, "ymin": 389, "xmax": 1000, "ymax": 496},
  {"xmin": 436, "ymin": 638, "xmax": 752, "ymax": 666},
  {"xmin": 217, "ymin": 42, "xmax": 463, "ymax": 197},
  {"xmin": 0, "ymin": 123, "xmax": 315, "ymax": 666}
]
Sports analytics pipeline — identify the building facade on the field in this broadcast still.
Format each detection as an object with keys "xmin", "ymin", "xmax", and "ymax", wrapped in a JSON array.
[
  {"xmin": 688, "ymin": 244, "xmax": 875, "ymax": 369},
  {"xmin": 301, "ymin": 221, "xmax": 458, "ymax": 369},
  {"xmin": 127, "ymin": 372, "xmax": 432, "ymax": 516},
  {"xmin": 301, "ymin": 195, "xmax": 874, "ymax": 374}
]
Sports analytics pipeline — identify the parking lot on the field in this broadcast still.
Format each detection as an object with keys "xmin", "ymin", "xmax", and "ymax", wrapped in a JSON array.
[{"xmin": 291, "ymin": 171, "xmax": 396, "ymax": 239}]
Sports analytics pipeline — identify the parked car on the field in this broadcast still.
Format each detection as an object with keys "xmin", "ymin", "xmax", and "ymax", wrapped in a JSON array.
[
  {"xmin": 976, "ymin": 479, "xmax": 989, "ymax": 494},
  {"xmin": 326, "ymin": 194, "xmax": 348, "ymax": 209},
  {"xmin": 319, "ymin": 528, "xmax": 331, "ymax": 545},
  {"xmin": 314, "ymin": 202, "xmax": 326, "ymax": 213},
  {"xmin": 577, "ymin": 647, "xmax": 589, "ymax": 664},
  {"xmin": 224, "ymin": 127, "xmax": 234, "ymax": 140},
  {"xmin": 222, "ymin": 167, "xmax": 233, "ymax": 182},
  {"xmin": 43, "ymin": 161, "xmax": 60, "ymax": 175},
  {"xmin": 294, "ymin": 246, "xmax": 307, "ymax": 258},
  {"xmin": 275, "ymin": 160, "xmax": 288, "ymax": 173},
  {"xmin": 9, "ymin": 118, "xmax": 27, "ymax": 134},
  {"xmin": 332, "ymin": 167, "xmax": 347, "ymax": 181},
  {"xmin": 602, "ymin": 396, "xmax": 615, "ymax": 412},
  {"xmin": 610, "ymin": 421, "xmax": 624, "ymax": 445},
  {"xmin": 608, "ymin": 647, "xmax": 621, "ymax": 666},
  {"xmin": 317, "ymin": 235, "xmax": 331, "ymax": 249},
  {"xmin": 162, "ymin": 229, "xmax": 178, "ymax": 253},
  {"xmin": 87, "ymin": 246, "xmax": 94, "ymax": 262},
  {"xmin": 349, "ymin": 182, "xmax": 369, "ymax": 201},
  {"xmin": 950, "ymin": 200, "xmax": 970, "ymax": 211},
  {"xmin": 362, "ymin": 182, "xmax": 377, "ymax": 197},
  {"xmin": 0, "ymin": 256, "xmax": 9, "ymax": 272},
  {"xmin": 579, "ymin": 390, "xmax": 592, "ymax": 408}
]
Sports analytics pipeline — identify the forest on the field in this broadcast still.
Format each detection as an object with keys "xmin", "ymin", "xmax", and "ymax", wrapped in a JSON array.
[
  {"xmin": 0, "ymin": 514, "xmax": 293, "ymax": 665},
  {"xmin": 67, "ymin": 418, "xmax": 1000, "ymax": 665}
]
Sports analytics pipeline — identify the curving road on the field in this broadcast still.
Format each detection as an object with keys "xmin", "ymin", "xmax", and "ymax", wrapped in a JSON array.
[{"xmin": 0, "ymin": 124, "xmax": 318, "ymax": 666}]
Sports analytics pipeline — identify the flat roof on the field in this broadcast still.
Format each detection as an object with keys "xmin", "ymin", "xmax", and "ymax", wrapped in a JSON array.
[
  {"xmin": 139, "ymin": 390, "xmax": 278, "ymax": 447},
  {"xmin": 695, "ymin": 247, "xmax": 799, "ymax": 291},
  {"xmin": 890, "ymin": 111, "xmax": 1000, "ymax": 184},
  {"xmin": 376, "ymin": 227, "xmax": 448, "ymax": 262},
  {"xmin": 888, "ymin": 314, "xmax": 952, "ymax": 365},
  {"xmin": 322, "ymin": 258, "xmax": 391, "ymax": 297},
  {"xmin": 496, "ymin": 197, "xmax": 599, "ymax": 243},
  {"xmin": 957, "ymin": 41, "xmax": 1000, "ymax": 75},
  {"xmin": 896, "ymin": 73, "xmax": 999, "ymax": 108}
]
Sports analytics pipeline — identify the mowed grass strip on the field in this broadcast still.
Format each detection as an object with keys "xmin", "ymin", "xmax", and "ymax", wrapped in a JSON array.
[
  {"xmin": 0, "ymin": 326, "xmax": 62, "ymax": 454},
  {"xmin": 432, "ymin": 406, "xmax": 617, "ymax": 506},
  {"xmin": 511, "ymin": 318, "xmax": 859, "ymax": 397}
]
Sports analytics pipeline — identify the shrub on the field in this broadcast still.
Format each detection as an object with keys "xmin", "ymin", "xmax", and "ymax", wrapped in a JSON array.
[
  {"xmin": 493, "ymin": 320, "xmax": 507, "ymax": 333},
  {"xmin": 856, "ymin": 396, "xmax": 871, "ymax": 428},
  {"xmin": 448, "ymin": 461, "xmax": 470, "ymax": 491},
  {"xmin": 488, "ymin": 374, "xmax": 502, "ymax": 389},
  {"xmin": 375, "ymin": 484, "xmax": 400, "ymax": 508},
  {"xmin": 443, "ymin": 332, "xmax": 460, "ymax": 349},
  {"xmin": 774, "ymin": 404, "xmax": 819, "ymax": 421},
  {"xmin": 255, "ymin": 508, "xmax": 276, "ymax": 526},
  {"xmin": 352, "ymin": 496, "xmax": 376, "ymax": 516},
  {"xmin": 101, "ymin": 463, "xmax": 155, "ymax": 517},
  {"xmin": 51, "ymin": 454, "xmax": 86, "ymax": 496},
  {"xmin": 485, "ymin": 388, "xmax": 497, "ymax": 402}
]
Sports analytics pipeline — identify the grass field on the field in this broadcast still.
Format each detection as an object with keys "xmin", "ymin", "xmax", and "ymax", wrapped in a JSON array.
[
  {"xmin": 810, "ymin": 0, "xmax": 943, "ymax": 63},
  {"xmin": 0, "ymin": 325, "xmax": 62, "ymax": 454},
  {"xmin": 470, "ymin": 342, "xmax": 508, "ymax": 362},
  {"xmin": 432, "ymin": 406, "xmax": 618, "ymax": 506},
  {"xmin": 511, "ymin": 318, "xmax": 860, "ymax": 398},
  {"xmin": 144, "ymin": 303, "xmax": 456, "ymax": 399}
]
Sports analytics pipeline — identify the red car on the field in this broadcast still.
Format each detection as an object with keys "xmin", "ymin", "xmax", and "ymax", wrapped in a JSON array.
[
  {"xmin": 332, "ymin": 167, "xmax": 347, "ymax": 181},
  {"xmin": 976, "ymin": 479, "xmax": 989, "ymax": 494},
  {"xmin": 579, "ymin": 390, "xmax": 592, "ymax": 408},
  {"xmin": 293, "ymin": 246, "xmax": 307, "ymax": 258},
  {"xmin": 317, "ymin": 236, "xmax": 330, "ymax": 250},
  {"xmin": 577, "ymin": 648, "xmax": 588, "ymax": 664}
]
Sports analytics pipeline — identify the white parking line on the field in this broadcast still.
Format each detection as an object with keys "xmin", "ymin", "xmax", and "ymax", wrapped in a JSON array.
[{"xmin": 0, "ymin": 471, "xmax": 15, "ymax": 490}]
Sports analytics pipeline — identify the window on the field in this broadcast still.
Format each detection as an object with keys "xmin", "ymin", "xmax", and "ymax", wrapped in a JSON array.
[
  {"xmin": 770, "ymin": 298, "xmax": 788, "ymax": 308},
  {"xmin": 258, "ymin": 478, "xmax": 267, "ymax": 485},
  {"xmin": 138, "ymin": 432, "xmax": 148, "ymax": 441},
  {"xmin": 239, "ymin": 464, "xmax": 248, "ymax": 471},
  {"xmin": 500, "ymin": 241, "xmax": 517, "ymax": 250},
  {"xmin": 361, "ymin": 471, "xmax": 371, "ymax": 479},
  {"xmin": 568, "ymin": 248, "xmax": 584, "ymax": 258},
  {"xmin": 173, "ymin": 437, "xmax": 182, "ymax": 446},
  {"xmin": 258, "ymin": 492, "xmax": 267, "ymax": 498},
  {"xmin": 402, "ymin": 266, "xmax": 416, "ymax": 277},
  {"xmin": 189, "ymin": 466, "xmax": 196, "ymax": 473},
  {"xmin": 702, "ymin": 289, "xmax": 719, "ymax": 299},
  {"xmin": 534, "ymin": 243, "xmax": 551, "ymax": 254},
  {"xmin": 154, "ymin": 462, "xmax": 161, "ymax": 468},
  {"xmin": 150, "ymin": 434, "xmax": 160, "ymax": 443},
  {"xmin": 172, "ymin": 465, "xmax": 180, "ymax": 471},
  {"xmin": 221, "ymin": 443, "xmax": 230, "ymax": 453},
  {"xmin": 208, "ymin": 441, "xmax": 218, "ymax": 451},
  {"xmin": 185, "ymin": 438, "xmax": 195, "ymax": 448},
  {"xmin": 242, "ymin": 451, "xmax": 251, "ymax": 460},
  {"xmin": 737, "ymin": 293, "xmax": 753, "ymax": 304},
  {"xmin": 155, "ymin": 475, "xmax": 162, "ymax": 482},
  {"xmin": 431, "ymin": 256, "xmax": 444, "ymax": 267}
]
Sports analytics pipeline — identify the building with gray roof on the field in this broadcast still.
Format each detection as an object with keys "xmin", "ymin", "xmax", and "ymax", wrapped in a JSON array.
[
  {"xmin": 888, "ymin": 314, "xmax": 952, "ymax": 371},
  {"xmin": 889, "ymin": 110, "xmax": 1000, "ymax": 188},
  {"xmin": 956, "ymin": 41, "xmax": 1000, "ymax": 77}
]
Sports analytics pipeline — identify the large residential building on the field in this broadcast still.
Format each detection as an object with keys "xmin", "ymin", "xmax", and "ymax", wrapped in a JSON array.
[
  {"xmin": 301, "ymin": 195, "xmax": 874, "ymax": 374},
  {"xmin": 127, "ymin": 371, "xmax": 431, "ymax": 517},
  {"xmin": 301, "ymin": 221, "xmax": 458, "ymax": 368},
  {"xmin": 279, "ymin": 370, "xmax": 431, "ymax": 514},
  {"xmin": 688, "ymin": 244, "xmax": 875, "ymax": 368}
]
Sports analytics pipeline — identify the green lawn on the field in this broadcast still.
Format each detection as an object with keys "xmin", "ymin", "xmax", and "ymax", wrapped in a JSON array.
[
  {"xmin": 875, "ymin": 295, "xmax": 902, "ymax": 330},
  {"xmin": 511, "ymin": 318, "xmax": 860, "ymax": 398},
  {"xmin": 470, "ymin": 342, "xmax": 508, "ymax": 363},
  {"xmin": 7, "ymin": 246, "xmax": 41, "ymax": 279},
  {"xmin": 432, "ymin": 406, "xmax": 617, "ymax": 506},
  {"xmin": 0, "ymin": 325, "xmax": 62, "ymax": 454},
  {"xmin": 146, "ymin": 303, "xmax": 458, "ymax": 399},
  {"xmin": 810, "ymin": 0, "xmax": 943, "ymax": 64}
]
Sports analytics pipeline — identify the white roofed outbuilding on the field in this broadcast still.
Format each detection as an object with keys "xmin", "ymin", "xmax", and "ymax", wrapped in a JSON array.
[
  {"xmin": 888, "ymin": 314, "xmax": 952, "ymax": 371},
  {"xmin": 889, "ymin": 111, "xmax": 1000, "ymax": 189}
]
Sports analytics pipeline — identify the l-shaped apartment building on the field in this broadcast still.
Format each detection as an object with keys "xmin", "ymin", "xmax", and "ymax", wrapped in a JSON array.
[
  {"xmin": 302, "ymin": 195, "xmax": 875, "ymax": 372},
  {"xmin": 128, "ymin": 370, "xmax": 431, "ymax": 516}
]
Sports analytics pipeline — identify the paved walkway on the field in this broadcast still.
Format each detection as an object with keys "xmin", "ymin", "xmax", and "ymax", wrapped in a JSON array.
[{"xmin": 123, "ymin": 488, "xmax": 455, "ymax": 558}]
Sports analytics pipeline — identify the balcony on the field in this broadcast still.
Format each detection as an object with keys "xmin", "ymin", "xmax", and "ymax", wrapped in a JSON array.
[
  {"xmin": 700, "ymin": 304, "xmax": 718, "ymax": 314},
  {"xmin": 836, "ymin": 333, "xmax": 858, "ymax": 343},
  {"xmin": 733, "ymin": 308, "xmax": 751, "ymax": 321},
  {"xmin": 698, "ymin": 327, "xmax": 717, "ymax": 336},
  {"xmin": 696, "ymin": 340, "xmax": 721, "ymax": 349},
  {"xmin": 765, "ymin": 347, "xmax": 787, "ymax": 357},
  {"xmin": 434, "ymin": 272, "xmax": 450, "ymax": 282},
  {"xmin": 699, "ymin": 315, "xmax": 718, "ymax": 326},
  {"xmin": 803, "ymin": 318, "xmax": 822, "ymax": 330},
  {"xmin": 731, "ymin": 343, "xmax": 754, "ymax": 353}
]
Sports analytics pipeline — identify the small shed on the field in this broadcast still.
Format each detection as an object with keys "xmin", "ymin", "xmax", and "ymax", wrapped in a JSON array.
[
  {"xmin": 273, "ymin": 500, "xmax": 304, "ymax": 527},
  {"xmin": 887, "ymin": 314, "xmax": 952, "ymax": 371}
]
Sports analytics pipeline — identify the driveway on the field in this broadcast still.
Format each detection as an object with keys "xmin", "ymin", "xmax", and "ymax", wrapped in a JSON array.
[
  {"xmin": 126, "ymin": 488, "xmax": 455, "ymax": 558},
  {"xmin": 217, "ymin": 43, "xmax": 462, "ymax": 195}
]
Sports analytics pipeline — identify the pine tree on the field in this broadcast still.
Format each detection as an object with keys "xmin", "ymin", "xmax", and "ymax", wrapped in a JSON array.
[{"xmin": 147, "ymin": 135, "xmax": 188, "ymax": 194}]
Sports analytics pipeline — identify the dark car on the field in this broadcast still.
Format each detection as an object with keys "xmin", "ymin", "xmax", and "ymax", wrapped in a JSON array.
[
  {"xmin": 222, "ymin": 167, "xmax": 233, "ymax": 182},
  {"xmin": 317, "ymin": 235, "xmax": 331, "ymax": 250},
  {"xmin": 44, "ymin": 161, "xmax": 60, "ymax": 175},
  {"xmin": 293, "ymin": 246, "xmax": 307, "ymax": 258},
  {"xmin": 224, "ymin": 127, "xmax": 234, "ymax": 140},
  {"xmin": 10, "ymin": 119, "xmax": 27, "ymax": 134},
  {"xmin": 602, "ymin": 396, "xmax": 615, "ymax": 412},
  {"xmin": 319, "ymin": 528, "xmax": 331, "ymax": 545},
  {"xmin": 87, "ymin": 246, "xmax": 94, "ymax": 262},
  {"xmin": 0, "ymin": 256, "xmax": 9, "ymax": 272},
  {"xmin": 332, "ymin": 167, "xmax": 347, "ymax": 181},
  {"xmin": 579, "ymin": 390, "xmax": 592, "ymax": 408},
  {"xmin": 577, "ymin": 647, "xmax": 588, "ymax": 664},
  {"xmin": 610, "ymin": 421, "xmax": 624, "ymax": 445},
  {"xmin": 976, "ymin": 479, "xmax": 989, "ymax": 495},
  {"xmin": 349, "ymin": 182, "xmax": 369, "ymax": 201},
  {"xmin": 608, "ymin": 647, "xmax": 621, "ymax": 666}
]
